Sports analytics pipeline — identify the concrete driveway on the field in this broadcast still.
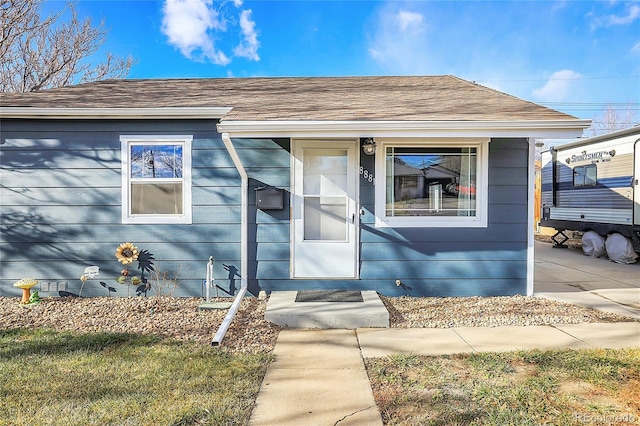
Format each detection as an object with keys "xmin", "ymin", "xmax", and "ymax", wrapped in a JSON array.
[{"xmin": 534, "ymin": 241, "xmax": 640, "ymax": 319}]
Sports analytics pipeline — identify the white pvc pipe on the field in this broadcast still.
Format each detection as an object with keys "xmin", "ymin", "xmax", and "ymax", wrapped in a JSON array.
[
  {"xmin": 213, "ymin": 133, "xmax": 249, "ymax": 346},
  {"xmin": 212, "ymin": 285, "xmax": 247, "ymax": 346},
  {"xmin": 205, "ymin": 256, "xmax": 213, "ymax": 302}
]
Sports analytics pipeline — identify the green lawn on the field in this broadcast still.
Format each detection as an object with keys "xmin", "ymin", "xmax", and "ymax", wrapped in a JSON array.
[
  {"xmin": 0, "ymin": 329, "xmax": 272, "ymax": 425},
  {"xmin": 4, "ymin": 328, "xmax": 639, "ymax": 426},
  {"xmin": 366, "ymin": 348, "xmax": 640, "ymax": 425}
]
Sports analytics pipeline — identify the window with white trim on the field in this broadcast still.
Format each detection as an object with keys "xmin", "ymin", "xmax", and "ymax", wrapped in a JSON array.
[
  {"xmin": 120, "ymin": 135, "xmax": 192, "ymax": 224},
  {"xmin": 375, "ymin": 138, "xmax": 489, "ymax": 228}
]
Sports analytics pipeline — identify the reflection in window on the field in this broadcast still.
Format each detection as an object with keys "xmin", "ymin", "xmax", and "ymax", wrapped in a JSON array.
[
  {"xmin": 130, "ymin": 145, "xmax": 183, "ymax": 179},
  {"xmin": 130, "ymin": 145, "xmax": 184, "ymax": 215},
  {"xmin": 385, "ymin": 147, "xmax": 477, "ymax": 217},
  {"xmin": 573, "ymin": 164, "xmax": 597, "ymax": 188}
]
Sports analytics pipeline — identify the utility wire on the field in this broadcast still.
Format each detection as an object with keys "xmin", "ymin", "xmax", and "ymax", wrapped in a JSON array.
[
  {"xmin": 537, "ymin": 102, "xmax": 640, "ymax": 112},
  {"xmin": 475, "ymin": 75, "xmax": 638, "ymax": 83}
]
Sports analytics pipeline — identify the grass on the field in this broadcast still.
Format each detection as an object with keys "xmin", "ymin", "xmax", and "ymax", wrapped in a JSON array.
[
  {"xmin": 366, "ymin": 348, "xmax": 640, "ymax": 425},
  {"xmin": 0, "ymin": 328, "xmax": 272, "ymax": 426},
  {"xmin": 3, "ymin": 327, "xmax": 638, "ymax": 426}
]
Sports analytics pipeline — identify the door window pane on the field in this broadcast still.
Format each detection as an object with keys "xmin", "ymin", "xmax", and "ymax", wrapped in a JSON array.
[
  {"xmin": 304, "ymin": 196, "xmax": 347, "ymax": 241},
  {"xmin": 303, "ymin": 149, "xmax": 348, "ymax": 195}
]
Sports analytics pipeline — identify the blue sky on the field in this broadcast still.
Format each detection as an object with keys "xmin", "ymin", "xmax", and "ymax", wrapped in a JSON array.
[{"xmin": 48, "ymin": 0, "xmax": 639, "ymax": 124}]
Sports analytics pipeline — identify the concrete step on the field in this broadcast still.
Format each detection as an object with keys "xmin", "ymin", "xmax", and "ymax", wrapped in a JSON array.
[{"xmin": 265, "ymin": 290, "xmax": 389, "ymax": 329}]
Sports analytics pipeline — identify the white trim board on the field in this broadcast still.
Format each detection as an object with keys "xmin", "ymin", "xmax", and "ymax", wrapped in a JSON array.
[{"xmin": 217, "ymin": 119, "xmax": 592, "ymax": 139}]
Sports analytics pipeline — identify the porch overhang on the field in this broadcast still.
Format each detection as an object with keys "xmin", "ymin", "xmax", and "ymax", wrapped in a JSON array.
[{"xmin": 217, "ymin": 119, "xmax": 592, "ymax": 139}]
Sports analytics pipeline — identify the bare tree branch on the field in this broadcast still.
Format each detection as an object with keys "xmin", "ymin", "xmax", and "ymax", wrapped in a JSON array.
[
  {"xmin": 587, "ymin": 103, "xmax": 639, "ymax": 136},
  {"xmin": 0, "ymin": 0, "xmax": 135, "ymax": 92}
]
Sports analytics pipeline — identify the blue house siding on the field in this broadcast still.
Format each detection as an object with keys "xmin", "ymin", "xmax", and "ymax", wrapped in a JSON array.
[
  {"xmin": 352, "ymin": 139, "xmax": 528, "ymax": 296},
  {"xmin": 231, "ymin": 137, "xmax": 292, "ymax": 295},
  {"xmin": 353, "ymin": 138, "xmax": 529, "ymax": 297},
  {"xmin": 248, "ymin": 137, "xmax": 529, "ymax": 297},
  {"xmin": 2, "ymin": 121, "xmax": 530, "ymax": 298},
  {"xmin": 0, "ymin": 119, "xmax": 245, "ymax": 298}
]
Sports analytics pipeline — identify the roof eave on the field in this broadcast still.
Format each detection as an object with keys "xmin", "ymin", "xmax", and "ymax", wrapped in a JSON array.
[
  {"xmin": 0, "ymin": 107, "xmax": 233, "ymax": 119},
  {"xmin": 217, "ymin": 119, "xmax": 593, "ymax": 139}
]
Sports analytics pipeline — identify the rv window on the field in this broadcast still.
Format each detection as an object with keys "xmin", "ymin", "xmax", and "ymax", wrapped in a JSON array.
[{"xmin": 573, "ymin": 164, "xmax": 597, "ymax": 188}]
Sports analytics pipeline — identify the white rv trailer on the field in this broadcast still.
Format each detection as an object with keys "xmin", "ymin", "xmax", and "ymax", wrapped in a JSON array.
[{"xmin": 540, "ymin": 126, "xmax": 640, "ymax": 251}]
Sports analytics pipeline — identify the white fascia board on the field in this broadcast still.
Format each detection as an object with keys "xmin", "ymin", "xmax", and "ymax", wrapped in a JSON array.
[
  {"xmin": 217, "ymin": 119, "xmax": 592, "ymax": 139},
  {"xmin": 0, "ymin": 106, "xmax": 233, "ymax": 119}
]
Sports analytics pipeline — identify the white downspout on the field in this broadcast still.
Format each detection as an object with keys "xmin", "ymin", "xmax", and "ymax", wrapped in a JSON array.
[
  {"xmin": 212, "ymin": 132, "xmax": 249, "ymax": 346},
  {"xmin": 526, "ymin": 137, "xmax": 536, "ymax": 296}
]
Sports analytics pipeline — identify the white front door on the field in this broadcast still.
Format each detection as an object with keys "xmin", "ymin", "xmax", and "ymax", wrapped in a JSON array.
[{"xmin": 292, "ymin": 140, "xmax": 358, "ymax": 278}]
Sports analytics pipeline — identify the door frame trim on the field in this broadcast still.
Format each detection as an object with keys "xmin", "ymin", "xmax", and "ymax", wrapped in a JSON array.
[
  {"xmin": 634, "ymin": 138, "xmax": 640, "ymax": 226},
  {"xmin": 290, "ymin": 138, "xmax": 360, "ymax": 279}
]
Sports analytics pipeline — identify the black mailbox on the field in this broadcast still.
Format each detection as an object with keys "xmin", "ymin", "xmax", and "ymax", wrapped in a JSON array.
[{"xmin": 256, "ymin": 187, "xmax": 284, "ymax": 210}]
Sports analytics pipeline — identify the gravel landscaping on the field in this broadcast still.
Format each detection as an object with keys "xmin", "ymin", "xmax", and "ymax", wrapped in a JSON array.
[
  {"xmin": 0, "ymin": 296, "xmax": 280, "ymax": 354},
  {"xmin": 381, "ymin": 295, "xmax": 634, "ymax": 328},
  {"xmin": 1, "ymin": 294, "xmax": 635, "ymax": 354}
]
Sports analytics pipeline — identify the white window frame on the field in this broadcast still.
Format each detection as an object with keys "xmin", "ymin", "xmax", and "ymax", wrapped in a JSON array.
[
  {"xmin": 120, "ymin": 135, "xmax": 193, "ymax": 224},
  {"xmin": 374, "ymin": 137, "xmax": 489, "ymax": 228}
]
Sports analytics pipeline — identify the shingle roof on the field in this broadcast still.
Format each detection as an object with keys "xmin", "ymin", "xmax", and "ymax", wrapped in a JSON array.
[{"xmin": 0, "ymin": 75, "xmax": 577, "ymax": 122}]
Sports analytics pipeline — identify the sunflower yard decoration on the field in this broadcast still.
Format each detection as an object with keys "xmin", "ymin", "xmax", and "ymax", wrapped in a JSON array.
[
  {"xmin": 115, "ymin": 242, "xmax": 154, "ymax": 296},
  {"xmin": 115, "ymin": 242, "xmax": 139, "ymax": 265}
]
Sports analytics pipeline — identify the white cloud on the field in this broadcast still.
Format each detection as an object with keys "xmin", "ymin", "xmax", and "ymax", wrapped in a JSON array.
[
  {"xmin": 161, "ymin": 0, "xmax": 260, "ymax": 65},
  {"xmin": 607, "ymin": 4, "xmax": 640, "ymax": 25},
  {"xmin": 368, "ymin": 48, "xmax": 384, "ymax": 61},
  {"xmin": 632, "ymin": 41, "xmax": 640, "ymax": 53},
  {"xmin": 368, "ymin": 8, "xmax": 429, "ymax": 71},
  {"xmin": 162, "ymin": 0, "xmax": 229, "ymax": 64},
  {"xmin": 234, "ymin": 9, "xmax": 260, "ymax": 61},
  {"xmin": 532, "ymin": 70, "xmax": 583, "ymax": 102},
  {"xmin": 590, "ymin": 3, "xmax": 640, "ymax": 28},
  {"xmin": 395, "ymin": 11, "xmax": 424, "ymax": 32}
]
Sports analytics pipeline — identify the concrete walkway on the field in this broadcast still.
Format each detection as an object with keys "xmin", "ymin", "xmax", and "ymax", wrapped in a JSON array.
[
  {"xmin": 249, "ymin": 329, "xmax": 383, "ymax": 426},
  {"xmin": 249, "ymin": 242, "xmax": 640, "ymax": 425},
  {"xmin": 356, "ymin": 322, "xmax": 640, "ymax": 358},
  {"xmin": 250, "ymin": 323, "xmax": 640, "ymax": 426},
  {"xmin": 537, "ymin": 288, "xmax": 640, "ymax": 319}
]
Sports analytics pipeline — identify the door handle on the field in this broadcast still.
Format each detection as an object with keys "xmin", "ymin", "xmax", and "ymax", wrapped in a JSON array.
[{"xmin": 352, "ymin": 213, "xmax": 355, "ymax": 223}]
